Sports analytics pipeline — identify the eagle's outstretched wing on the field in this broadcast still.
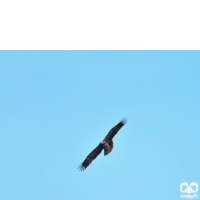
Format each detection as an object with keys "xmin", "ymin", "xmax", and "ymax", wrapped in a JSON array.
[
  {"xmin": 103, "ymin": 118, "xmax": 127, "ymax": 142},
  {"xmin": 78, "ymin": 144, "xmax": 103, "ymax": 171}
]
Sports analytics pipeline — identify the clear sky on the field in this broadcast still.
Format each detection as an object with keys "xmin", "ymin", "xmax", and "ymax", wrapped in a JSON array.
[{"xmin": 0, "ymin": 51, "xmax": 199, "ymax": 200}]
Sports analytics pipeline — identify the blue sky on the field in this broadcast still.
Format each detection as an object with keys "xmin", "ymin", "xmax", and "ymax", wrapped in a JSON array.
[{"xmin": 0, "ymin": 51, "xmax": 199, "ymax": 200}]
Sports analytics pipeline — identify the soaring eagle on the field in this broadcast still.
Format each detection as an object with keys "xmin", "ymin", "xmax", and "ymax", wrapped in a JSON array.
[{"xmin": 78, "ymin": 118, "xmax": 127, "ymax": 171}]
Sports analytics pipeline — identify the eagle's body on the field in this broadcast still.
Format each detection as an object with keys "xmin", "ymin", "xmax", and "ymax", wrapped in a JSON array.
[
  {"xmin": 99, "ymin": 140, "xmax": 113, "ymax": 155},
  {"xmin": 78, "ymin": 118, "xmax": 127, "ymax": 171}
]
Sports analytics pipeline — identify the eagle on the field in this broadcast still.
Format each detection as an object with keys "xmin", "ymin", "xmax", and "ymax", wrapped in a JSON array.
[{"xmin": 78, "ymin": 118, "xmax": 127, "ymax": 171}]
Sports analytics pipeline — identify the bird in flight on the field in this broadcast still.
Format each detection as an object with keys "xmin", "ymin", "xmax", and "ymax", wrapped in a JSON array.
[{"xmin": 78, "ymin": 118, "xmax": 127, "ymax": 171}]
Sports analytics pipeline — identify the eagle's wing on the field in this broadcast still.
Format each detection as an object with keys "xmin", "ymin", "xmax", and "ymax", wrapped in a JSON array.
[
  {"xmin": 78, "ymin": 144, "xmax": 103, "ymax": 171},
  {"xmin": 103, "ymin": 118, "xmax": 127, "ymax": 142}
]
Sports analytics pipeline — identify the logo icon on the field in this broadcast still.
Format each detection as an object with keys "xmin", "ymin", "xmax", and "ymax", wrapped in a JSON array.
[{"xmin": 180, "ymin": 182, "xmax": 198, "ymax": 199}]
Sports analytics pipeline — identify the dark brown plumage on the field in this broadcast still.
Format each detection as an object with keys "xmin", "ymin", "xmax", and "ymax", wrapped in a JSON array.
[{"xmin": 78, "ymin": 118, "xmax": 127, "ymax": 171}]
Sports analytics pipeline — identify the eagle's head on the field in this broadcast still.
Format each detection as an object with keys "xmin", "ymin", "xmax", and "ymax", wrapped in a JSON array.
[
  {"xmin": 99, "ymin": 141, "xmax": 109, "ymax": 149},
  {"xmin": 99, "ymin": 141, "xmax": 105, "ymax": 145}
]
